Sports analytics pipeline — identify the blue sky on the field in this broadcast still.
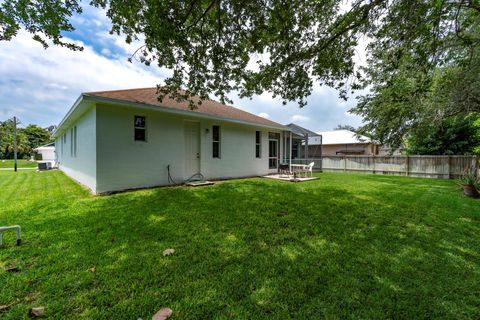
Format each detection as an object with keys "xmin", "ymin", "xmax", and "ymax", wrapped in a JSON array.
[{"xmin": 0, "ymin": 5, "xmax": 364, "ymax": 132}]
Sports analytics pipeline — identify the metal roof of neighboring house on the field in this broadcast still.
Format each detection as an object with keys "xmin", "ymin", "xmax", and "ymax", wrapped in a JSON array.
[
  {"xmin": 85, "ymin": 87, "xmax": 287, "ymax": 130},
  {"xmin": 308, "ymin": 130, "xmax": 372, "ymax": 145},
  {"xmin": 286, "ymin": 123, "xmax": 319, "ymax": 137},
  {"xmin": 33, "ymin": 142, "xmax": 55, "ymax": 151}
]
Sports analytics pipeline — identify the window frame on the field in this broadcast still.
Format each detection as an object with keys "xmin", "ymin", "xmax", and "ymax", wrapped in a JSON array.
[
  {"xmin": 61, "ymin": 134, "xmax": 65, "ymax": 156},
  {"xmin": 212, "ymin": 125, "xmax": 221, "ymax": 158},
  {"xmin": 70, "ymin": 128, "xmax": 74, "ymax": 157},
  {"xmin": 268, "ymin": 132, "xmax": 280, "ymax": 169},
  {"xmin": 255, "ymin": 131, "xmax": 261, "ymax": 158},
  {"xmin": 73, "ymin": 126, "xmax": 77, "ymax": 157},
  {"xmin": 69, "ymin": 127, "xmax": 77, "ymax": 158},
  {"xmin": 134, "ymin": 115, "xmax": 147, "ymax": 142}
]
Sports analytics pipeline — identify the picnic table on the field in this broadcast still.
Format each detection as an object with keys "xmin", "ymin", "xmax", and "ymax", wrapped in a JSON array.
[{"xmin": 290, "ymin": 164, "xmax": 308, "ymax": 176}]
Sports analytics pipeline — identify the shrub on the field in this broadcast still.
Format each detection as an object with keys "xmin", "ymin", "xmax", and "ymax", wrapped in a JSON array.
[{"xmin": 458, "ymin": 168, "xmax": 479, "ymax": 187}]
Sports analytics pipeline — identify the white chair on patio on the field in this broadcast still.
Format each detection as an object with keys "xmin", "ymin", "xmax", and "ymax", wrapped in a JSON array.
[{"xmin": 304, "ymin": 162, "xmax": 314, "ymax": 177}]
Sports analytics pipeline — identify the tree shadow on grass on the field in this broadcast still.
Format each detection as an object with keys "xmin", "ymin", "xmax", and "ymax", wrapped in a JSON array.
[{"xmin": 1, "ymin": 175, "xmax": 480, "ymax": 319}]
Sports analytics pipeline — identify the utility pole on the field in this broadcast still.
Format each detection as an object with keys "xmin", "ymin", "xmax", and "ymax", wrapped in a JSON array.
[{"xmin": 13, "ymin": 116, "xmax": 17, "ymax": 172}]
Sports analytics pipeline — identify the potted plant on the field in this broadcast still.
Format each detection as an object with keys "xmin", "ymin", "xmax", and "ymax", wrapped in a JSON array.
[{"xmin": 458, "ymin": 169, "xmax": 479, "ymax": 198}]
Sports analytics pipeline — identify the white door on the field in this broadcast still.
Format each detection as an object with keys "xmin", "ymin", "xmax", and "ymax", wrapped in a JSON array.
[{"xmin": 184, "ymin": 121, "xmax": 200, "ymax": 178}]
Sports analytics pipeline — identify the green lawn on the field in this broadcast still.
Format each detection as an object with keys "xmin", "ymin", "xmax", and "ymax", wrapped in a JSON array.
[
  {"xmin": 0, "ymin": 170, "xmax": 479, "ymax": 319},
  {"xmin": 0, "ymin": 159, "xmax": 38, "ymax": 169}
]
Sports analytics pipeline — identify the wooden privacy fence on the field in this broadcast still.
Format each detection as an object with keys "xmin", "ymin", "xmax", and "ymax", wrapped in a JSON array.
[{"xmin": 291, "ymin": 155, "xmax": 479, "ymax": 179}]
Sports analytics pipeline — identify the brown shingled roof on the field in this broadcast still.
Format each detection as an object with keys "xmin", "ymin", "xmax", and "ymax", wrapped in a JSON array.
[{"xmin": 84, "ymin": 87, "xmax": 286, "ymax": 129}]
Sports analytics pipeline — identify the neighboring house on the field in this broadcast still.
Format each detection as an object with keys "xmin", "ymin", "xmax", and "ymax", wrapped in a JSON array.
[
  {"xmin": 53, "ymin": 88, "xmax": 290, "ymax": 194},
  {"xmin": 308, "ymin": 130, "xmax": 379, "ymax": 156},
  {"xmin": 33, "ymin": 142, "xmax": 56, "ymax": 166}
]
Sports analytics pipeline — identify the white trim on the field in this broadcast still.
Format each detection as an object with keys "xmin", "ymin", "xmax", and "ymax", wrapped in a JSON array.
[{"xmin": 52, "ymin": 95, "xmax": 84, "ymax": 136}]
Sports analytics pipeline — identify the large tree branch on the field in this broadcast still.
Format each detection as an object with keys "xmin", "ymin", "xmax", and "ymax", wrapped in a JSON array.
[
  {"xmin": 185, "ymin": 0, "xmax": 217, "ymax": 30},
  {"xmin": 310, "ymin": 0, "xmax": 385, "ymax": 56},
  {"xmin": 180, "ymin": 0, "xmax": 200, "ymax": 25}
]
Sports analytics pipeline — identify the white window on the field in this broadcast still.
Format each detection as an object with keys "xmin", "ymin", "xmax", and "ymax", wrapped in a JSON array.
[
  {"xmin": 61, "ymin": 134, "xmax": 65, "ymax": 155},
  {"xmin": 73, "ymin": 126, "xmax": 77, "ymax": 157},
  {"xmin": 212, "ymin": 125, "xmax": 220, "ymax": 158},
  {"xmin": 134, "ymin": 115, "xmax": 147, "ymax": 141},
  {"xmin": 255, "ymin": 131, "xmax": 261, "ymax": 158},
  {"xmin": 70, "ymin": 126, "xmax": 77, "ymax": 157},
  {"xmin": 70, "ymin": 128, "xmax": 74, "ymax": 157},
  {"xmin": 268, "ymin": 132, "xmax": 279, "ymax": 169}
]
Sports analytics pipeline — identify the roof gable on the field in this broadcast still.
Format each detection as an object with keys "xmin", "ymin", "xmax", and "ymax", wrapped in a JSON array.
[{"xmin": 85, "ymin": 87, "xmax": 286, "ymax": 129}]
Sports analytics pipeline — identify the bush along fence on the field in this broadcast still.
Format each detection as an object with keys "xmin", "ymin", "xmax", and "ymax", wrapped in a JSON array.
[{"xmin": 291, "ymin": 155, "xmax": 479, "ymax": 179}]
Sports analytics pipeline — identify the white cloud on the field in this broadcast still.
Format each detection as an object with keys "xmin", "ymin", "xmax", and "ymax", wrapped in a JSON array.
[
  {"xmin": 257, "ymin": 91, "xmax": 279, "ymax": 104},
  {"xmin": 46, "ymin": 83, "xmax": 69, "ymax": 90},
  {"xmin": 245, "ymin": 52, "xmax": 271, "ymax": 72},
  {"xmin": 100, "ymin": 47, "xmax": 112, "ymax": 56},
  {"xmin": 291, "ymin": 114, "xmax": 310, "ymax": 123},
  {"xmin": 71, "ymin": 4, "xmax": 110, "ymax": 29},
  {"xmin": 258, "ymin": 112, "xmax": 270, "ymax": 119},
  {"xmin": 95, "ymin": 31, "xmax": 146, "ymax": 56},
  {"xmin": 0, "ymin": 30, "xmax": 168, "ymax": 126}
]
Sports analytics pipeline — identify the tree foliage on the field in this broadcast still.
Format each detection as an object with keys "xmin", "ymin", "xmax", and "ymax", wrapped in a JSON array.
[
  {"xmin": 2, "ymin": 0, "xmax": 370, "ymax": 106},
  {"xmin": 4, "ymin": 0, "xmax": 477, "ymax": 107},
  {"xmin": 0, "ymin": 0, "xmax": 83, "ymax": 50},
  {"xmin": 474, "ymin": 117, "xmax": 480, "ymax": 155},
  {"xmin": 333, "ymin": 124, "xmax": 356, "ymax": 131},
  {"xmin": 352, "ymin": 1, "xmax": 480, "ymax": 151},
  {"xmin": 1, "ymin": 0, "xmax": 479, "ymax": 150},
  {"xmin": 23, "ymin": 124, "xmax": 53, "ymax": 151},
  {"xmin": 0, "ymin": 119, "xmax": 53, "ymax": 159},
  {"xmin": 352, "ymin": 47, "xmax": 480, "ymax": 153},
  {"xmin": 405, "ymin": 114, "xmax": 480, "ymax": 155}
]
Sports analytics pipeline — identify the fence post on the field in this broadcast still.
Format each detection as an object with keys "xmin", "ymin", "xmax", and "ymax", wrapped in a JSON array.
[
  {"xmin": 405, "ymin": 155, "xmax": 409, "ymax": 176},
  {"xmin": 447, "ymin": 155, "xmax": 451, "ymax": 179},
  {"xmin": 343, "ymin": 155, "xmax": 346, "ymax": 172},
  {"xmin": 476, "ymin": 156, "xmax": 479, "ymax": 177},
  {"xmin": 372, "ymin": 155, "xmax": 375, "ymax": 174}
]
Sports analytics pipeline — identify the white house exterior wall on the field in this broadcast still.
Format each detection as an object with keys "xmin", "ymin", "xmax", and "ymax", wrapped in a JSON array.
[
  {"xmin": 56, "ymin": 107, "xmax": 97, "ymax": 192},
  {"xmin": 95, "ymin": 103, "xmax": 282, "ymax": 193},
  {"xmin": 199, "ymin": 120, "xmax": 278, "ymax": 179}
]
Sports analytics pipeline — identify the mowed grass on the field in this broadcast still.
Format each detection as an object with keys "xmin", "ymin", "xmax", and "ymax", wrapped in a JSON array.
[
  {"xmin": 0, "ymin": 159, "xmax": 37, "ymax": 169},
  {"xmin": 0, "ymin": 170, "xmax": 479, "ymax": 319}
]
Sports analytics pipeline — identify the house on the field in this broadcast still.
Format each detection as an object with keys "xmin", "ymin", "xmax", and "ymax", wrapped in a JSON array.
[
  {"xmin": 53, "ymin": 88, "xmax": 291, "ymax": 193},
  {"xmin": 33, "ymin": 142, "xmax": 56, "ymax": 167},
  {"xmin": 308, "ymin": 130, "xmax": 379, "ymax": 156}
]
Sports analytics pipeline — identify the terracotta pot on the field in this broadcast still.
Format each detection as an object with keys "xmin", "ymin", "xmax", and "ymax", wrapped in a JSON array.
[{"xmin": 463, "ymin": 184, "xmax": 479, "ymax": 198}]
